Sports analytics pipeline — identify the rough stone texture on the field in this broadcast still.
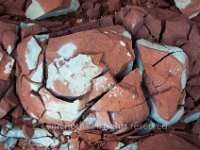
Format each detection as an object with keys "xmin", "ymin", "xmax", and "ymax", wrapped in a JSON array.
[
  {"xmin": 16, "ymin": 25, "xmax": 136, "ymax": 128},
  {"xmin": 135, "ymin": 39, "xmax": 188, "ymax": 125},
  {"xmin": 137, "ymin": 133, "xmax": 200, "ymax": 150},
  {"xmin": 174, "ymin": 0, "xmax": 200, "ymax": 19},
  {"xmin": 80, "ymin": 69, "xmax": 149, "ymax": 133},
  {"xmin": 25, "ymin": 0, "xmax": 80, "ymax": 20},
  {"xmin": 0, "ymin": 0, "xmax": 200, "ymax": 149}
]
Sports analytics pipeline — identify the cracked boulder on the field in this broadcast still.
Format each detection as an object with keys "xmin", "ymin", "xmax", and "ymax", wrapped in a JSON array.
[
  {"xmin": 135, "ymin": 39, "xmax": 189, "ymax": 126},
  {"xmin": 16, "ymin": 25, "xmax": 135, "ymax": 127},
  {"xmin": 174, "ymin": 0, "xmax": 200, "ymax": 19},
  {"xmin": 25, "ymin": 0, "xmax": 80, "ymax": 20}
]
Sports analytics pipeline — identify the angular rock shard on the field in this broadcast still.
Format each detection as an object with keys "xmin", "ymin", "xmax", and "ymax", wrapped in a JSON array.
[
  {"xmin": 25, "ymin": 0, "xmax": 80, "ymax": 20},
  {"xmin": 0, "ymin": 48, "xmax": 15, "ymax": 81},
  {"xmin": 174, "ymin": 0, "xmax": 200, "ymax": 19}
]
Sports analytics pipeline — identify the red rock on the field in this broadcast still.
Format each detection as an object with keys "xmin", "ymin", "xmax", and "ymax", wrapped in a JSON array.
[
  {"xmin": 183, "ymin": 105, "xmax": 200, "ymax": 123},
  {"xmin": 107, "ymin": 0, "xmax": 121, "ymax": 12},
  {"xmin": 192, "ymin": 119, "xmax": 200, "ymax": 134},
  {"xmin": 16, "ymin": 76, "xmax": 46, "ymax": 120},
  {"xmin": 2, "ymin": 30, "xmax": 18, "ymax": 54},
  {"xmin": 99, "ymin": 16, "xmax": 114, "ymax": 27},
  {"xmin": 67, "ymin": 21, "xmax": 101, "ymax": 34},
  {"xmin": 25, "ymin": 0, "xmax": 80, "ymax": 20},
  {"xmin": 22, "ymin": 125, "xmax": 34, "ymax": 138},
  {"xmin": 174, "ymin": 0, "xmax": 200, "ymax": 19},
  {"xmin": 11, "ymin": 105, "xmax": 23, "ymax": 118},
  {"xmin": 137, "ymin": 133, "xmax": 200, "ymax": 150},
  {"xmin": 79, "ymin": 131, "xmax": 101, "ymax": 142},
  {"xmin": 46, "ymin": 25, "xmax": 134, "ymax": 76},
  {"xmin": 82, "ymin": 1, "xmax": 94, "ymax": 10},
  {"xmin": 100, "ymin": 141, "xmax": 124, "ymax": 150},
  {"xmin": 152, "ymin": 0, "xmax": 170, "ymax": 7},
  {"xmin": 0, "ymin": 21, "xmax": 18, "ymax": 44},
  {"xmin": 162, "ymin": 17, "xmax": 191, "ymax": 45},
  {"xmin": 68, "ymin": 138, "xmax": 80, "ymax": 150},
  {"xmin": 3, "ymin": 85, "xmax": 19, "ymax": 107},
  {"xmin": 82, "ymin": 72, "xmax": 116, "ymax": 103},
  {"xmin": 0, "ymin": 85, "xmax": 18, "ymax": 119},
  {"xmin": 0, "ymin": 79, "xmax": 10, "ymax": 99},
  {"xmin": 115, "ymin": 6, "xmax": 147, "ymax": 35},
  {"xmin": 12, "ymin": 117, "xmax": 34, "ymax": 128},
  {"xmin": 20, "ymin": 23, "xmax": 47, "ymax": 39},
  {"xmin": 0, "ymin": 48, "xmax": 15, "ymax": 80},
  {"xmin": 2, "ymin": 2, "xmax": 200, "ymax": 149},
  {"xmin": 0, "ymin": 4, "xmax": 4, "ymax": 14},
  {"xmin": 186, "ymin": 86, "xmax": 200, "ymax": 102},
  {"xmin": 16, "ymin": 36, "xmax": 43, "ymax": 75},
  {"xmin": 0, "ymin": 98, "xmax": 11, "ymax": 119},
  {"xmin": 0, "ymin": 119, "xmax": 9, "ymax": 126},
  {"xmin": 0, "ymin": 142, "xmax": 5, "ymax": 150},
  {"xmin": 171, "ymin": 131, "xmax": 200, "ymax": 148},
  {"xmin": 82, "ymin": 69, "xmax": 149, "ymax": 132},
  {"xmin": 135, "ymin": 39, "xmax": 188, "ymax": 124},
  {"xmin": 116, "ymin": 7, "xmax": 200, "ymax": 77},
  {"xmin": 0, "ymin": 0, "xmax": 26, "ymax": 16},
  {"xmin": 185, "ymin": 97, "xmax": 195, "ymax": 110},
  {"xmin": 86, "ymin": 8, "xmax": 100, "ymax": 19},
  {"xmin": 16, "ymin": 25, "xmax": 135, "ymax": 127}
]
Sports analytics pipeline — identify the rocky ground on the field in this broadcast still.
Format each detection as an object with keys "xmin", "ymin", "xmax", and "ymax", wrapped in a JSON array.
[{"xmin": 0, "ymin": 0, "xmax": 200, "ymax": 150}]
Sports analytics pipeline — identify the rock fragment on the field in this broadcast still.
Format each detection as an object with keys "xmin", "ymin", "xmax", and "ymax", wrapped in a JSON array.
[
  {"xmin": 135, "ymin": 39, "xmax": 189, "ymax": 125},
  {"xmin": 81, "ymin": 69, "xmax": 149, "ymax": 132},
  {"xmin": 25, "ymin": 0, "xmax": 80, "ymax": 20},
  {"xmin": 174, "ymin": 0, "xmax": 200, "ymax": 19},
  {"xmin": 137, "ymin": 133, "xmax": 200, "ymax": 150}
]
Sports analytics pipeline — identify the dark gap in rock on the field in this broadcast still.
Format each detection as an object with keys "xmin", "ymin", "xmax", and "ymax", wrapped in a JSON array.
[
  {"xmin": 107, "ymin": 111, "xmax": 114, "ymax": 125},
  {"xmin": 43, "ymin": 51, "xmax": 48, "ymax": 88},
  {"xmin": 93, "ymin": 67, "xmax": 109, "ymax": 79},
  {"xmin": 144, "ymin": 24, "xmax": 157, "ymax": 41},
  {"xmin": 115, "ymin": 61, "xmax": 134, "ymax": 82},
  {"xmin": 75, "ymin": 91, "xmax": 108, "ymax": 125},
  {"xmin": 132, "ymin": 39, "xmax": 138, "ymax": 70},
  {"xmin": 45, "ymin": 88, "xmax": 80, "ymax": 102},
  {"xmin": 152, "ymin": 52, "xmax": 172, "ymax": 67},
  {"xmin": 30, "ymin": 90, "xmax": 46, "ymax": 113},
  {"xmin": 187, "ymin": 24, "xmax": 193, "ymax": 41},
  {"xmin": 159, "ymin": 19, "xmax": 166, "ymax": 43}
]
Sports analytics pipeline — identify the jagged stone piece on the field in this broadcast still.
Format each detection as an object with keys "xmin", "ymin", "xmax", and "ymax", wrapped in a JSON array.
[
  {"xmin": 16, "ymin": 25, "xmax": 135, "ymax": 127},
  {"xmin": 0, "ymin": 48, "xmax": 15, "ymax": 81},
  {"xmin": 174, "ymin": 0, "xmax": 200, "ymax": 19},
  {"xmin": 80, "ymin": 69, "xmax": 149, "ymax": 132},
  {"xmin": 135, "ymin": 39, "xmax": 189, "ymax": 126},
  {"xmin": 25, "ymin": 0, "xmax": 80, "ymax": 20}
]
